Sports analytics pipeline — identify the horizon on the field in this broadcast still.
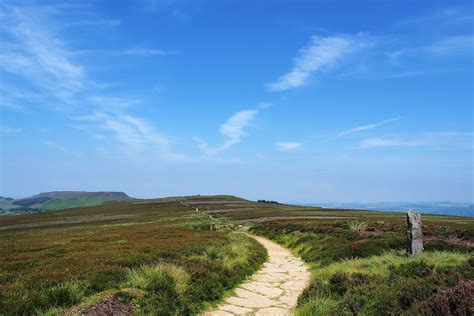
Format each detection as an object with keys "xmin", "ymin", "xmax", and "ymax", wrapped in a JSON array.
[
  {"xmin": 1, "ymin": 0, "xmax": 473, "ymax": 203},
  {"xmin": 3, "ymin": 190, "xmax": 474, "ymax": 205}
]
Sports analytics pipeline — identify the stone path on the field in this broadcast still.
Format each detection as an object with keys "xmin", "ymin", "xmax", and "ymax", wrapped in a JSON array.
[{"xmin": 203, "ymin": 235, "xmax": 311, "ymax": 316}]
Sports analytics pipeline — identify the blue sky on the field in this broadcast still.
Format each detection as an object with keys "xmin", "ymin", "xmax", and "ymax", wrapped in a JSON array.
[{"xmin": 0, "ymin": 0, "xmax": 473, "ymax": 203}]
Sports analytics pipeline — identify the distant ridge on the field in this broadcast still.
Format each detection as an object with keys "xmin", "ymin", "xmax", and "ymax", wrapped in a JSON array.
[
  {"xmin": 299, "ymin": 201, "xmax": 474, "ymax": 217},
  {"xmin": 1, "ymin": 191, "xmax": 132, "ymax": 215}
]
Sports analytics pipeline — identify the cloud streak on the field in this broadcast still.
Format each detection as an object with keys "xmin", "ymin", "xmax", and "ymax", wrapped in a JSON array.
[
  {"xmin": 197, "ymin": 109, "xmax": 258, "ymax": 155},
  {"xmin": 360, "ymin": 138, "xmax": 425, "ymax": 149},
  {"xmin": 389, "ymin": 35, "xmax": 473, "ymax": 60},
  {"xmin": 338, "ymin": 117, "xmax": 402, "ymax": 137},
  {"xmin": 0, "ymin": 3, "xmax": 185, "ymax": 161},
  {"xmin": 266, "ymin": 33, "xmax": 369, "ymax": 91},
  {"xmin": 276, "ymin": 142, "xmax": 302, "ymax": 151},
  {"xmin": 120, "ymin": 48, "xmax": 179, "ymax": 56},
  {"xmin": 43, "ymin": 140, "xmax": 82, "ymax": 157}
]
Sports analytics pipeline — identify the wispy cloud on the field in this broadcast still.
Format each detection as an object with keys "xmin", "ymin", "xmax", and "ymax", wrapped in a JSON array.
[
  {"xmin": 1, "ymin": 3, "xmax": 185, "ymax": 161},
  {"xmin": 0, "ymin": 5, "xmax": 85, "ymax": 106},
  {"xmin": 66, "ymin": 19, "xmax": 121, "ymax": 28},
  {"xmin": 396, "ymin": 7, "xmax": 473, "ymax": 28},
  {"xmin": 196, "ymin": 109, "xmax": 258, "ymax": 155},
  {"xmin": 258, "ymin": 102, "xmax": 273, "ymax": 109},
  {"xmin": 0, "ymin": 126, "xmax": 22, "ymax": 134},
  {"xmin": 266, "ymin": 33, "xmax": 370, "ymax": 91},
  {"xmin": 425, "ymin": 131, "xmax": 474, "ymax": 137},
  {"xmin": 120, "ymin": 48, "xmax": 179, "ymax": 56},
  {"xmin": 276, "ymin": 142, "xmax": 302, "ymax": 151},
  {"xmin": 43, "ymin": 140, "xmax": 82, "ymax": 157},
  {"xmin": 390, "ymin": 35, "xmax": 473, "ymax": 60},
  {"xmin": 74, "ymin": 110, "xmax": 186, "ymax": 161},
  {"xmin": 360, "ymin": 138, "xmax": 425, "ymax": 149},
  {"xmin": 338, "ymin": 117, "xmax": 402, "ymax": 137}
]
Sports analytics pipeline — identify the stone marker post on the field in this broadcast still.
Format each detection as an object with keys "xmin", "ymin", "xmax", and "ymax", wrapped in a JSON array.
[{"xmin": 406, "ymin": 209, "xmax": 423, "ymax": 256}]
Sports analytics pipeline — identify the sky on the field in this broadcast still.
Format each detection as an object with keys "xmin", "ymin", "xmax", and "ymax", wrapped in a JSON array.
[{"xmin": 0, "ymin": 0, "xmax": 473, "ymax": 203}]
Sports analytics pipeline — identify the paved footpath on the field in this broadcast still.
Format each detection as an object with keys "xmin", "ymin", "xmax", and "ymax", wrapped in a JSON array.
[{"xmin": 202, "ymin": 235, "xmax": 311, "ymax": 316}]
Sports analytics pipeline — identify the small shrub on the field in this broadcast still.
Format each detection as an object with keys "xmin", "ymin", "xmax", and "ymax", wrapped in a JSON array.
[
  {"xmin": 124, "ymin": 263, "xmax": 190, "ymax": 295},
  {"xmin": 348, "ymin": 221, "xmax": 368, "ymax": 232},
  {"xmin": 329, "ymin": 272, "xmax": 351, "ymax": 296},
  {"xmin": 40, "ymin": 281, "xmax": 85, "ymax": 307},
  {"xmin": 390, "ymin": 260, "xmax": 434, "ymax": 279},
  {"xmin": 416, "ymin": 280, "xmax": 474, "ymax": 315},
  {"xmin": 296, "ymin": 295, "xmax": 342, "ymax": 316}
]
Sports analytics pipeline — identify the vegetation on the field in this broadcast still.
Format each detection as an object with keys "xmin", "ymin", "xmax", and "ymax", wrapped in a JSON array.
[
  {"xmin": 250, "ymin": 215, "xmax": 474, "ymax": 315},
  {"xmin": 0, "ymin": 191, "xmax": 132, "ymax": 215},
  {"xmin": 1, "ymin": 194, "xmax": 472, "ymax": 315},
  {"xmin": 0, "ymin": 196, "xmax": 266, "ymax": 315},
  {"xmin": 257, "ymin": 200, "xmax": 280, "ymax": 204}
]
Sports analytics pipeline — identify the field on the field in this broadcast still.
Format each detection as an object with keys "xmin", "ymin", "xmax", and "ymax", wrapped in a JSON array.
[
  {"xmin": 0, "ymin": 196, "xmax": 473, "ymax": 315},
  {"xmin": 0, "ymin": 196, "xmax": 266, "ymax": 315}
]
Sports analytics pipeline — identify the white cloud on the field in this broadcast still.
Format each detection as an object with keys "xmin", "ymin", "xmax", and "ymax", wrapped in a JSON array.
[
  {"xmin": 258, "ymin": 102, "xmax": 273, "ymax": 109},
  {"xmin": 266, "ymin": 33, "xmax": 369, "ymax": 91},
  {"xmin": 0, "ymin": 126, "xmax": 22, "ymax": 134},
  {"xmin": 0, "ymin": 5, "xmax": 85, "ymax": 105},
  {"xmin": 120, "ymin": 48, "xmax": 179, "ymax": 56},
  {"xmin": 43, "ymin": 140, "xmax": 82, "ymax": 157},
  {"xmin": 360, "ymin": 138, "xmax": 425, "ymax": 149},
  {"xmin": 396, "ymin": 8, "xmax": 472, "ymax": 28},
  {"xmin": 276, "ymin": 142, "xmax": 302, "ymax": 151},
  {"xmin": 390, "ymin": 35, "xmax": 473, "ymax": 60},
  {"xmin": 66, "ymin": 19, "xmax": 121, "ymax": 28},
  {"xmin": 425, "ymin": 131, "xmax": 474, "ymax": 137},
  {"xmin": 75, "ymin": 111, "xmax": 185, "ymax": 160},
  {"xmin": 197, "ymin": 109, "xmax": 258, "ymax": 155},
  {"xmin": 338, "ymin": 117, "xmax": 402, "ymax": 137},
  {"xmin": 1, "ymin": 4, "xmax": 185, "ymax": 161}
]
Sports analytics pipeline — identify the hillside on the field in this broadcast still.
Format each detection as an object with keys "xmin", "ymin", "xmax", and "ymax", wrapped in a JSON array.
[
  {"xmin": 0, "ymin": 191, "xmax": 132, "ymax": 215},
  {"xmin": 0, "ymin": 195, "xmax": 472, "ymax": 315}
]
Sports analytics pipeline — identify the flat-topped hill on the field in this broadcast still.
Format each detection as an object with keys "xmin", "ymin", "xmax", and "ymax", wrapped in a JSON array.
[{"xmin": 0, "ymin": 191, "xmax": 132, "ymax": 215}]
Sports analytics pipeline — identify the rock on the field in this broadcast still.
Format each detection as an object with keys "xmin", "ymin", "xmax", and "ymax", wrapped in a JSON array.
[{"xmin": 406, "ymin": 209, "xmax": 423, "ymax": 256}]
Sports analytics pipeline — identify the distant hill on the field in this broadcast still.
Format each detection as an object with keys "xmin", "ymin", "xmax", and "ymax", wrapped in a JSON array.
[
  {"xmin": 1, "ymin": 191, "xmax": 132, "ymax": 215},
  {"xmin": 302, "ymin": 201, "xmax": 474, "ymax": 217}
]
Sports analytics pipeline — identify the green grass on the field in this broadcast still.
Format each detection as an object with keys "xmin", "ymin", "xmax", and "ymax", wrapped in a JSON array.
[
  {"xmin": 40, "ymin": 197, "xmax": 118, "ymax": 210},
  {"xmin": 249, "ymin": 215, "xmax": 473, "ymax": 315},
  {"xmin": 1, "ymin": 195, "xmax": 472, "ymax": 315},
  {"xmin": 0, "ymin": 197, "xmax": 266, "ymax": 315},
  {"xmin": 297, "ymin": 252, "xmax": 473, "ymax": 315},
  {"xmin": 0, "ymin": 191, "xmax": 132, "ymax": 215}
]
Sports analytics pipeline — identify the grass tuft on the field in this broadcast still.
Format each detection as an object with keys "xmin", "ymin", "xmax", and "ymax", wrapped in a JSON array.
[
  {"xmin": 124, "ymin": 263, "xmax": 190, "ymax": 295},
  {"xmin": 348, "ymin": 221, "xmax": 368, "ymax": 232},
  {"xmin": 40, "ymin": 281, "xmax": 86, "ymax": 308}
]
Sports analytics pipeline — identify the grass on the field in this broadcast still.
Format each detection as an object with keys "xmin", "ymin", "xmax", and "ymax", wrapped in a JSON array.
[
  {"xmin": 0, "ymin": 197, "xmax": 267, "ymax": 315},
  {"xmin": 348, "ymin": 221, "xmax": 368, "ymax": 232},
  {"xmin": 297, "ymin": 252, "xmax": 473, "ymax": 315},
  {"xmin": 1, "ymin": 195, "xmax": 472, "ymax": 315},
  {"xmin": 248, "ymin": 213, "xmax": 473, "ymax": 315}
]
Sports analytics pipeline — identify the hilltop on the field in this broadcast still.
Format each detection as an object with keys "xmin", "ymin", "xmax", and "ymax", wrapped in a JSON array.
[{"xmin": 0, "ymin": 191, "xmax": 132, "ymax": 215}]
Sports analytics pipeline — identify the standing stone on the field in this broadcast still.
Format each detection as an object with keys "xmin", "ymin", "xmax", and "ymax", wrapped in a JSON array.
[{"xmin": 406, "ymin": 209, "xmax": 423, "ymax": 256}]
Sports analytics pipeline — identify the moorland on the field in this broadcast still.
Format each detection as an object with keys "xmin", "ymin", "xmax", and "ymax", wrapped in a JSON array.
[{"xmin": 0, "ymin": 195, "xmax": 472, "ymax": 315}]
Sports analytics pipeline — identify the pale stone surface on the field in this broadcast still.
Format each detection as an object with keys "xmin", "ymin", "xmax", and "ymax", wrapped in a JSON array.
[
  {"xmin": 221, "ymin": 304, "xmax": 253, "ymax": 315},
  {"xmin": 254, "ymin": 307, "xmax": 290, "ymax": 316},
  {"xmin": 406, "ymin": 209, "xmax": 423, "ymax": 256},
  {"xmin": 202, "ymin": 235, "xmax": 311, "ymax": 316}
]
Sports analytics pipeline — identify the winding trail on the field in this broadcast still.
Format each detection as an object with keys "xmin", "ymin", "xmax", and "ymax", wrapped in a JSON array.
[
  {"xmin": 180, "ymin": 201, "xmax": 311, "ymax": 315},
  {"xmin": 203, "ymin": 235, "xmax": 311, "ymax": 316}
]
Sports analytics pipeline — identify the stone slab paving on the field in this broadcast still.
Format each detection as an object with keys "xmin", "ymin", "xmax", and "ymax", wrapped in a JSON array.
[{"xmin": 202, "ymin": 235, "xmax": 311, "ymax": 316}]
